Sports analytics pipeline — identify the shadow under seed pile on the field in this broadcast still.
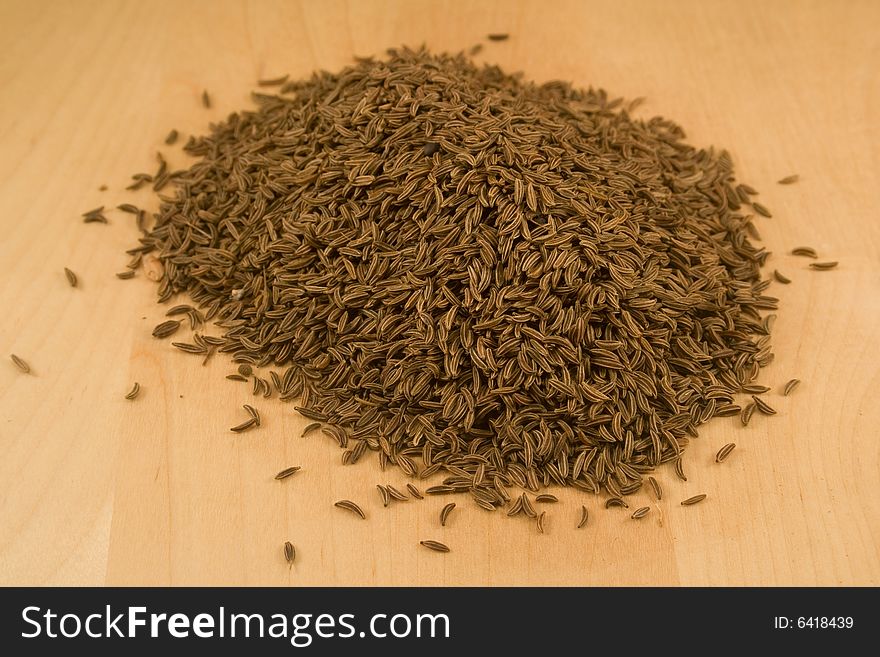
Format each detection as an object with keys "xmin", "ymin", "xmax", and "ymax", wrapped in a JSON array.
[{"xmin": 137, "ymin": 46, "xmax": 777, "ymax": 503}]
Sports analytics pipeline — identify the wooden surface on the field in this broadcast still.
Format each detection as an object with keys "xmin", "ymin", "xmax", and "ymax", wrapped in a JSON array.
[{"xmin": 1, "ymin": 0, "xmax": 878, "ymax": 586}]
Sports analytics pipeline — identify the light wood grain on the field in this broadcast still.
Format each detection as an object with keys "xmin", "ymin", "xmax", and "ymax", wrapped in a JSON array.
[{"xmin": 0, "ymin": 0, "xmax": 878, "ymax": 586}]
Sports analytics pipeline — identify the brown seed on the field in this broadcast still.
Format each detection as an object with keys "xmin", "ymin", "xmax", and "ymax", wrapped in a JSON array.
[
  {"xmin": 376, "ymin": 485, "xmax": 391, "ymax": 507},
  {"xmin": 741, "ymin": 384, "xmax": 770, "ymax": 394},
  {"xmin": 773, "ymin": 270, "xmax": 791, "ymax": 284},
  {"xmin": 535, "ymin": 494, "xmax": 558, "ymax": 503},
  {"xmin": 751, "ymin": 395, "xmax": 777, "ymax": 415},
  {"xmin": 440, "ymin": 502, "xmax": 456, "ymax": 526},
  {"xmin": 275, "ymin": 466, "xmax": 301, "ymax": 480},
  {"xmin": 406, "ymin": 483, "xmax": 423, "ymax": 499},
  {"xmin": 648, "ymin": 476, "xmax": 662, "ymax": 501},
  {"xmin": 64, "ymin": 267, "xmax": 78, "ymax": 287},
  {"xmin": 605, "ymin": 497, "xmax": 628, "ymax": 509},
  {"xmin": 681, "ymin": 494, "xmax": 707, "ymax": 506},
  {"xmin": 791, "ymin": 247, "xmax": 818, "ymax": 258},
  {"xmin": 334, "ymin": 499, "xmax": 366, "ymax": 519},
  {"xmin": 752, "ymin": 202, "xmax": 772, "ymax": 217},
  {"xmin": 10, "ymin": 354, "xmax": 31, "ymax": 374},
  {"xmin": 386, "ymin": 484, "xmax": 408, "ymax": 501},
  {"xmin": 165, "ymin": 129, "xmax": 179, "ymax": 145},
  {"xmin": 226, "ymin": 374, "xmax": 248, "ymax": 382},
  {"xmin": 536, "ymin": 511, "xmax": 547, "ymax": 533},
  {"xmin": 783, "ymin": 379, "xmax": 801, "ymax": 396},
  {"xmin": 426, "ymin": 485, "xmax": 455, "ymax": 495},
  {"xmin": 715, "ymin": 443, "xmax": 736, "ymax": 463},
  {"xmin": 258, "ymin": 74, "xmax": 289, "ymax": 87},
  {"xmin": 741, "ymin": 402, "xmax": 757, "ymax": 426},
  {"xmin": 124, "ymin": 382, "xmax": 140, "ymax": 400},
  {"xmin": 230, "ymin": 418, "xmax": 257, "ymax": 433},
  {"xmin": 116, "ymin": 271, "xmax": 135, "ymax": 279},
  {"xmin": 419, "ymin": 540, "xmax": 450, "ymax": 553},
  {"xmin": 284, "ymin": 541, "xmax": 295, "ymax": 566},
  {"xmin": 243, "ymin": 404, "xmax": 260, "ymax": 425},
  {"xmin": 674, "ymin": 458, "xmax": 687, "ymax": 482},
  {"xmin": 777, "ymin": 174, "xmax": 799, "ymax": 185},
  {"xmin": 152, "ymin": 320, "xmax": 181, "ymax": 339},
  {"xmin": 487, "ymin": 33, "xmax": 509, "ymax": 41},
  {"xmin": 576, "ymin": 505, "xmax": 589, "ymax": 528},
  {"xmin": 202, "ymin": 90, "xmax": 211, "ymax": 108},
  {"xmin": 809, "ymin": 261, "xmax": 838, "ymax": 270},
  {"xmin": 113, "ymin": 49, "xmax": 792, "ymax": 512},
  {"xmin": 301, "ymin": 422, "xmax": 321, "ymax": 436},
  {"xmin": 294, "ymin": 407, "xmax": 327, "ymax": 422},
  {"xmin": 172, "ymin": 342, "xmax": 207, "ymax": 355},
  {"xmin": 506, "ymin": 496, "xmax": 524, "ymax": 517},
  {"xmin": 520, "ymin": 493, "xmax": 537, "ymax": 518},
  {"xmin": 238, "ymin": 364, "xmax": 253, "ymax": 377},
  {"xmin": 631, "ymin": 506, "xmax": 650, "ymax": 520}
]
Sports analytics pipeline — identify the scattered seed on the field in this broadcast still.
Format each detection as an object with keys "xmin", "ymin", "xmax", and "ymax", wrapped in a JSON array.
[
  {"xmin": 165, "ymin": 129, "xmax": 179, "ymax": 145},
  {"xmin": 487, "ymin": 33, "xmax": 509, "ymax": 41},
  {"xmin": 301, "ymin": 422, "xmax": 321, "ymax": 436},
  {"xmin": 605, "ymin": 497, "xmax": 628, "ymax": 509},
  {"xmin": 681, "ymin": 494, "xmax": 707, "ymax": 506},
  {"xmin": 63, "ymin": 267, "xmax": 78, "ymax": 287},
  {"xmin": 284, "ymin": 541, "xmax": 295, "ymax": 566},
  {"xmin": 791, "ymin": 247, "xmax": 818, "ymax": 258},
  {"xmin": 631, "ymin": 506, "xmax": 650, "ymax": 520},
  {"xmin": 674, "ymin": 458, "xmax": 687, "ymax": 482},
  {"xmin": 741, "ymin": 402, "xmax": 757, "ymax": 426},
  {"xmin": 10, "ymin": 354, "xmax": 31, "ymax": 373},
  {"xmin": 648, "ymin": 476, "xmax": 662, "ymax": 501},
  {"xmin": 202, "ymin": 90, "xmax": 211, "ymax": 108},
  {"xmin": 536, "ymin": 511, "xmax": 547, "ymax": 533},
  {"xmin": 238, "ymin": 364, "xmax": 253, "ymax": 377},
  {"xmin": 752, "ymin": 202, "xmax": 772, "ymax": 217},
  {"xmin": 576, "ymin": 505, "xmax": 589, "ymax": 528},
  {"xmin": 715, "ymin": 443, "xmax": 736, "ymax": 463},
  {"xmin": 783, "ymin": 379, "xmax": 801, "ymax": 396},
  {"xmin": 334, "ymin": 499, "xmax": 366, "ymax": 519},
  {"xmin": 124, "ymin": 382, "xmax": 140, "ymax": 400},
  {"xmin": 535, "ymin": 494, "xmax": 558, "ymax": 503},
  {"xmin": 377, "ymin": 485, "xmax": 391, "ymax": 507},
  {"xmin": 386, "ymin": 484, "xmax": 408, "ymax": 501},
  {"xmin": 420, "ymin": 540, "xmax": 450, "ymax": 553},
  {"xmin": 809, "ymin": 261, "xmax": 838, "ymax": 270},
  {"xmin": 275, "ymin": 466, "xmax": 301, "ymax": 480},
  {"xmin": 152, "ymin": 320, "xmax": 181, "ymax": 338},
  {"xmin": 172, "ymin": 342, "xmax": 207, "ymax": 355},
  {"xmin": 773, "ymin": 270, "xmax": 791, "ymax": 284},
  {"xmin": 406, "ymin": 483, "xmax": 423, "ymax": 499},
  {"xmin": 440, "ymin": 502, "xmax": 456, "ymax": 526},
  {"xmin": 241, "ymin": 404, "xmax": 260, "ymax": 425},
  {"xmin": 741, "ymin": 384, "xmax": 770, "ymax": 394},
  {"xmin": 777, "ymin": 174, "xmax": 799, "ymax": 185},
  {"xmin": 520, "ymin": 493, "xmax": 537, "ymax": 518},
  {"xmin": 230, "ymin": 418, "xmax": 257, "ymax": 432},
  {"xmin": 258, "ymin": 74, "xmax": 289, "ymax": 87},
  {"xmin": 751, "ymin": 395, "xmax": 777, "ymax": 415},
  {"xmin": 116, "ymin": 271, "xmax": 135, "ymax": 279},
  {"xmin": 294, "ymin": 407, "xmax": 327, "ymax": 422}
]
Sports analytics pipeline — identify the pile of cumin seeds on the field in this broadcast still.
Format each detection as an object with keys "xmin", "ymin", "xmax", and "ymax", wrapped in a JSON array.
[{"xmin": 128, "ymin": 46, "xmax": 778, "ymax": 507}]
